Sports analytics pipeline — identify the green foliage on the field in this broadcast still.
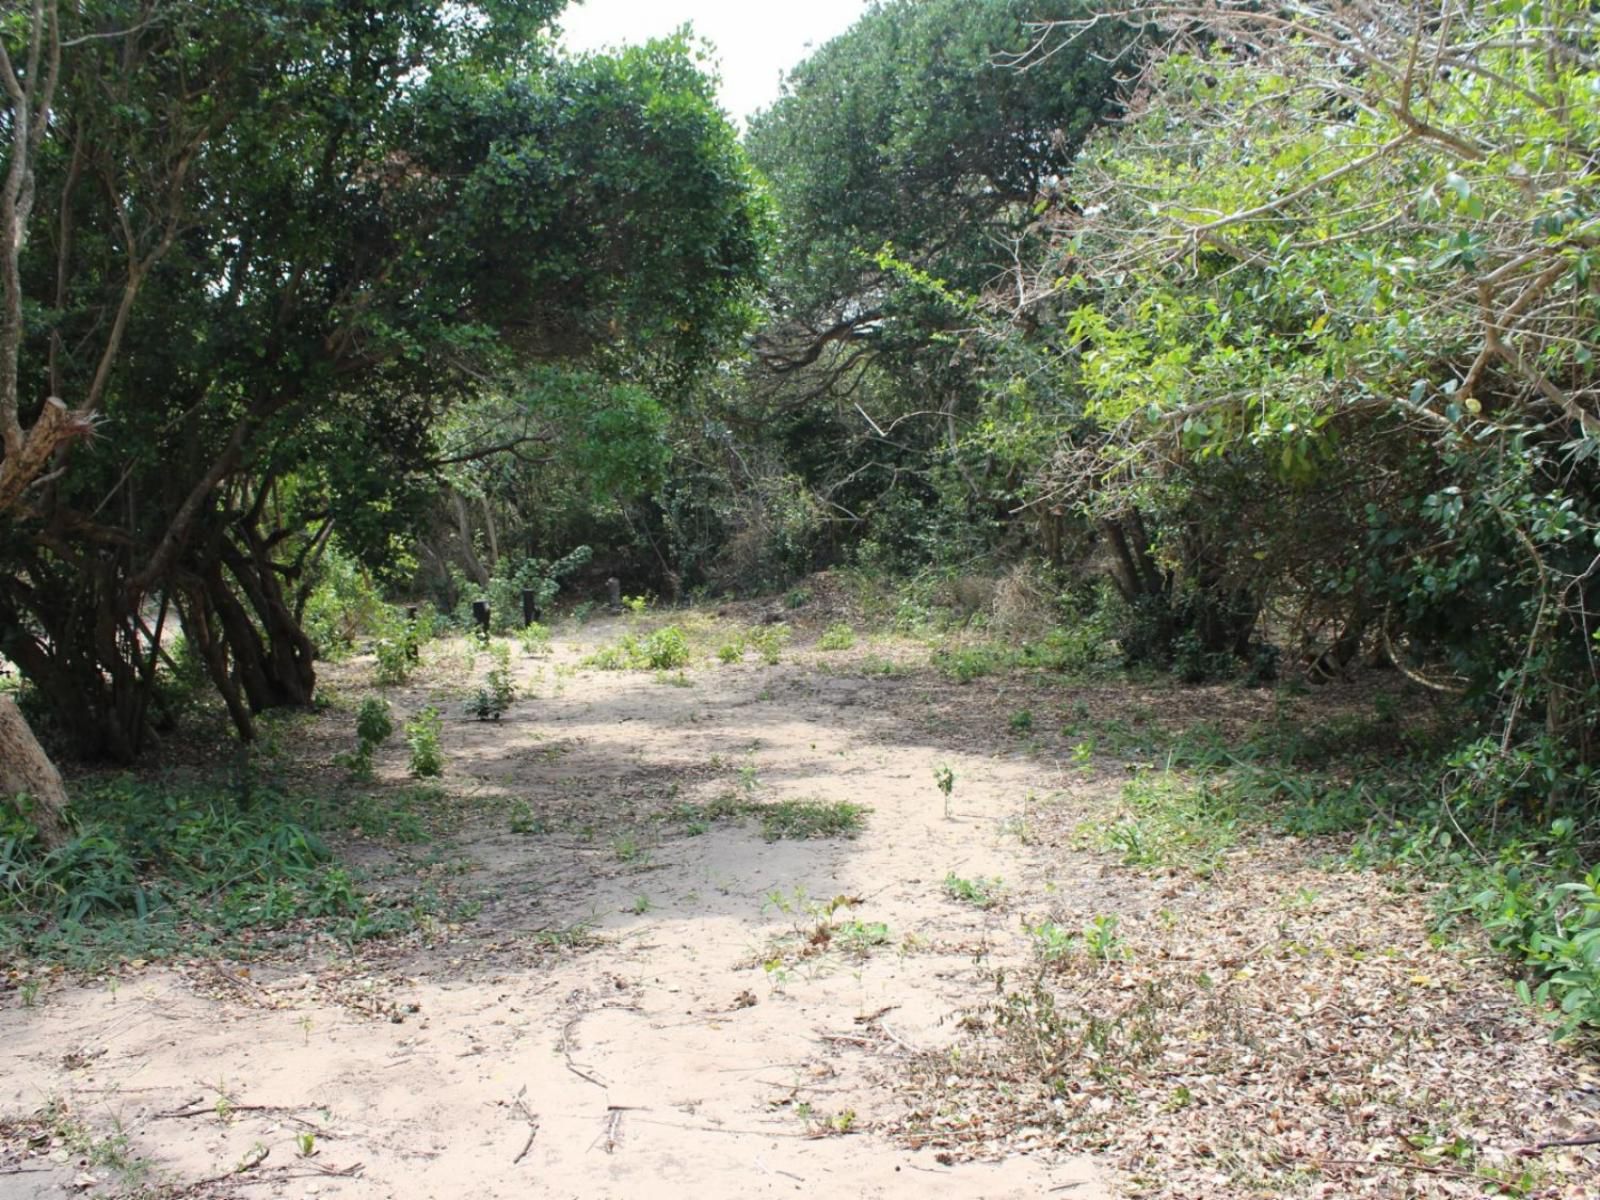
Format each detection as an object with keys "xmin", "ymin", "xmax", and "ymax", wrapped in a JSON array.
[
  {"xmin": 931, "ymin": 616, "xmax": 1122, "ymax": 683},
  {"xmin": 1039, "ymin": 0, "xmax": 1600, "ymax": 729},
  {"xmin": 833, "ymin": 919, "xmax": 891, "ymax": 954},
  {"xmin": 944, "ymin": 873, "xmax": 1004, "ymax": 909},
  {"xmin": 336, "ymin": 699, "xmax": 396, "ymax": 781},
  {"xmin": 818, "ymin": 623, "xmax": 855, "ymax": 651},
  {"xmin": 0, "ymin": 776, "xmax": 405, "ymax": 964},
  {"xmin": 583, "ymin": 625, "xmax": 691, "ymax": 671},
  {"xmin": 508, "ymin": 800, "xmax": 548, "ymax": 836},
  {"xmin": 302, "ymin": 549, "xmax": 391, "ymax": 660},
  {"xmin": 518, "ymin": 622, "xmax": 553, "ymax": 657},
  {"xmin": 749, "ymin": 624, "xmax": 790, "ymax": 665},
  {"xmin": 1103, "ymin": 772, "xmax": 1240, "ymax": 876},
  {"xmin": 755, "ymin": 798, "xmax": 868, "ymax": 841},
  {"xmin": 0, "ymin": 6, "xmax": 766, "ymax": 761},
  {"xmin": 405, "ymin": 708, "xmax": 445, "ymax": 778},
  {"xmin": 355, "ymin": 699, "xmax": 395, "ymax": 749},
  {"xmin": 934, "ymin": 763, "xmax": 955, "ymax": 818},
  {"xmin": 1026, "ymin": 914, "xmax": 1130, "ymax": 964},
  {"xmin": 468, "ymin": 547, "xmax": 594, "ymax": 637},
  {"xmin": 643, "ymin": 627, "xmax": 690, "ymax": 670},
  {"xmin": 470, "ymin": 641, "xmax": 517, "ymax": 720},
  {"xmin": 748, "ymin": 0, "xmax": 1126, "ymax": 319}
]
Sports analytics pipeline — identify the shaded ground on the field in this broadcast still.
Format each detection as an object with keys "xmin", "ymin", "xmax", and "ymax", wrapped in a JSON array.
[{"xmin": 2, "ymin": 610, "xmax": 1596, "ymax": 1198}]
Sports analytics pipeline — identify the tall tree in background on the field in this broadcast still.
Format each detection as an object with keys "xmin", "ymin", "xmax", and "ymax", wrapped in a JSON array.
[{"xmin": 737, "ymin": 0, "xmax": 1130, "ymax": 568}]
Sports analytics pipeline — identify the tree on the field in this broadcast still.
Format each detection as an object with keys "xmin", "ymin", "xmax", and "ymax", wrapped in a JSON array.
[
  {"xmin": 1017, "ymin": 0, "xmax": 1600, "ymax": 728},
  {"xmin": 728, "ymin": 0, "xmax": 1130, "ymax": 575},
  {"xmin": 0, "ymin": 3, "xmax": 766, "ymax": 778}
]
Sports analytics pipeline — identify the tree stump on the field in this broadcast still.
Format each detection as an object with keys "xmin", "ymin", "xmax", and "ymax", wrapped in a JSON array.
[{"xmin": 0, "ymin": 695, "xmax": 72, "ymax": 849}]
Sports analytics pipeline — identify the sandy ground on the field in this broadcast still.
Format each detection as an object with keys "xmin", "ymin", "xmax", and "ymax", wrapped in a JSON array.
[{"xmin": 0, "ymin": 620, "xmax": 1110, "ymax": 1199}]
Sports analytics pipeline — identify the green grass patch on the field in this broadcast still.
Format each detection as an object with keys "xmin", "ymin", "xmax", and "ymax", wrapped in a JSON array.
[
  {"xmin": 1100, "ymin": 771, "xmax": 1241, "ymax": 876},
  {"xmin": 944, "ymin": 872, "xmax": 1004, "ymax": 908},
  {"xmin": 583, "ymin": 624, "xmax": 692, "ymax": 671},
  {"xmin": 931, "ymin": 625, "xmax": 1119, "ymax": 683},
  {"xmin": 818, "ymin": 622, "xmax": 856, "ymax": 651},
  {"xmin": 0, "ymin": 774, "xmax": 433, "ymax": 967},
  {"xmin": 755, "ymin": 798, "xmax": 868, "ymax": 841}
]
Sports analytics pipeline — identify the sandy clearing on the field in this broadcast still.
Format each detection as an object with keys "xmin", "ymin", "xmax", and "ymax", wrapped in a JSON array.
[{"xmin": 1, "ymin": 621, "xmax": 1109, "ymax": 1199}]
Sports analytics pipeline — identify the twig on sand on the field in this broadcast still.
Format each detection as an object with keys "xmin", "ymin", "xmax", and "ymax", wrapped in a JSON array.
[
  {"xmin": 854, "ymin": 1004, "xmax": 899, "ymax": 1024},
  {"xmin": 560, "ymin": 1013, "xmax": 608, "ymax": 1090},
  {"xmin": 754, "ymin": 1156, "xmax": 806, "ymax": 1183},
  {"xmin": 156, "ymin": 1102, "xmax": 290, "ymax": 1120},
  {"xmin": 592, "ymin": 1104, "xmax": 645, "ymax": 1155},
  {"xmin": 1534, "ymin": 1134, "xmax": 1600, "ymax": 1149},
  {"xmin": 223, "ymin": 1162, "xmax": 365, "ymax": 1187},
  {"xmin": 1316, "ymin": 1157, "xmax": 1489, "ymax": 1181},
  {"xmin": 878, "ymin": 1021, "xmax": 922, "ymax": 1055},
  {"xmin": 511, "ymin": 1087, "xmax": 539, "ymax": 1164}
]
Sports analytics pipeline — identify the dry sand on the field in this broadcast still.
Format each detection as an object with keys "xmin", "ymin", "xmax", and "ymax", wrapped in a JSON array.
[{"xmin": 1, "ymin": 621, "xmax": 1107, "ymax": 1198}]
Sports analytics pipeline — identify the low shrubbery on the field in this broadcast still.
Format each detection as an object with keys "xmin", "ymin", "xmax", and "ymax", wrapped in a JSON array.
[
  {"xmin": 584, "ymin": 625, "xmax": 692, "ymax": 671},
  {"xmin": 0, "ymin": 775, "xmax": 419, "ymax": 965}
]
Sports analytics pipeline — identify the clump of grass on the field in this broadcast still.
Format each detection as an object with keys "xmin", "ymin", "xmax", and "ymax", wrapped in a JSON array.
[
  {"xmin": 749, "ymin": 623, "xmax": 790, "ymax": 665},
  {"xmin": 0, "ymin": 774, "xmax": 431, "ymax": 967},
  {"xmin": 756, "ymin": 798, "xmax": 867, "ymax": 841},
  {"xmin": 518, "ymin": 621, "xmax": 552, "ymax": 656},
  {"xmin": 944, "ymin": 872, "xmax": 1004, "ymax": 908},
  {"xmin": 930, "ymin": 622, "xmax": 1120, "ymax": 683},
  {"xmin": 508, "ymin": 799, "xmax": 548, "ymax": 835},
  {"xmin": 1101, "ymin": 771, "xmax": 1238, "ymax": 876},
  {"xmin": 818, "ymin": 622, "xmax": 855, "ymax": 651},
  {"xmin": 583, "ymin": 625, "xmax": 691, "ymax": 671},
  {"xmin": 1025, "ymin": 914, "xmax": 1130, "ymax": 965}
]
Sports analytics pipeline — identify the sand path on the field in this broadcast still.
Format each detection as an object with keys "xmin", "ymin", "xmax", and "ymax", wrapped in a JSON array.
[{"xmin": 2, "ymin": 622, "xmax": 1107, "ymax": 1199}]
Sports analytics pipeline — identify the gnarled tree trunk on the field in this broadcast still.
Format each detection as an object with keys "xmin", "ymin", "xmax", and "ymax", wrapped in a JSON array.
[{"xmin": 0, "ymin": 693, "xmax": 70, "ymax": 848}]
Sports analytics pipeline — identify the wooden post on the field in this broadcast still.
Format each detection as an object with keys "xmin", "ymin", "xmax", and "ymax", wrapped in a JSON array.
[{"xmin": 606, "ymin": 577, "xmax": 622, "ymax": 614}]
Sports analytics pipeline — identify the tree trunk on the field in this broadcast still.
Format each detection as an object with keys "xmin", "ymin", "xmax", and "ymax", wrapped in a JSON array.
[{"xmin": 0, "ymin": 693, "xmax": 72, "ymax": 849}]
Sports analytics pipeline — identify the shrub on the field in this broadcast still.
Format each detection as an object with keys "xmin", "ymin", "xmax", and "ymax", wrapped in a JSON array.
[
  {"xmin": 336, "ymin": 698, "xmax": 395, "ymax": 780},
  {"xmin": 643, "ymin": 626, "xmax": 690, "ymax": 670},
  {"xmin": 356, "ymin": 698, "xmax": 394, "ymax": 747},
  {"xmin": 818, "ymin": 622, "xmax": 855, "ymax": 651},
  {"xmin": 749, "ymin": 623, "xmax": 790, "ymax": 665},
  {"xmin": 518, "ymin": 622, "xmax": 552, "ymax": 656},
  {"xmin": 406, "ymin": 707, "xmax": 444, "ymax": 777},
  {"xmin": 302, "ymin": 548, "xmax": 390, "ymax": 658},
  {"xmin": 585, "ymin": 625, "xmax": 691, "ymax": 670}
]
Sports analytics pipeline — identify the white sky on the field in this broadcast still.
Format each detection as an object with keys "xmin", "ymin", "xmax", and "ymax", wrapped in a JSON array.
[{"xmin": 556, "ymin": 0, "xmax": 872, "ymax": 123}]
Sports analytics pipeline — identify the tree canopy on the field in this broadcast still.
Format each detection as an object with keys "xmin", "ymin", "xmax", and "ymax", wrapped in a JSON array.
[{"xmin": 0, "ymin": 1, "xmax": 765, "ymax": 759}]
